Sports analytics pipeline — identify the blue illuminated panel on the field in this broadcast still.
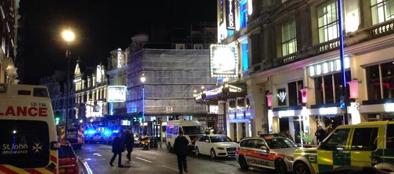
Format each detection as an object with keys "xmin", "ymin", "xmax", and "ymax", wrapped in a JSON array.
[
  {"xmin": 240, "ymin": 0, "xmax": 248, "ymax": 29},
  {"xmin": 241, "ymin": 42, "xmax": 249, "ymax": 72}
]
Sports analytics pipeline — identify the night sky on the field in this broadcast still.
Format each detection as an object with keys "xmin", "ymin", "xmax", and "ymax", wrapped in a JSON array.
[{"xmin": 17, "ymin": 0, "xmax": 216, "ymax": 84}]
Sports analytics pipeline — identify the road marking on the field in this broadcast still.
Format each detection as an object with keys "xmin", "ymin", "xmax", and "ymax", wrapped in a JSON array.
[
  {"xmin": 81, "ymin": 160, "xmax": 93, "ymax": 174},
  {"xmin": 136, "ymin": 157, "xmax": 152, "ymax": 163},
  {"xmin": 93, "ymin": 153, "xmax": 102, "ymax": 157},
  {"xmin": 160, "ymin": 165, "xmax": 178, "ymax": 171}
]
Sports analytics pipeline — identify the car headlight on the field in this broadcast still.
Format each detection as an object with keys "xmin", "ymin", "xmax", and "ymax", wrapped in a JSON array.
[{"xmin": 216, "ymin": 147, "xmax": 225, "ymax": 150}]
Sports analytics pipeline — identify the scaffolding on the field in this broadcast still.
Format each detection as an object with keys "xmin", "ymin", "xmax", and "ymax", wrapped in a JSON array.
[{"xmin": 127, "ymin": 49, "xmax": 217, "ymax": 117}]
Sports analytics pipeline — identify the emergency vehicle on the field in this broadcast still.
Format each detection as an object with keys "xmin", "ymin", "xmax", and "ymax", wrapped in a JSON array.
[
  {"xmin": 293, "ymin": 121, "xmax": 394, "ymax": 174},
  {"xmin": 166, "ymin": 120, "xmax": 204, "ymax": 152},
  {"xmin": 58, "ymin": 125, "xmax": 84, "ymax": 150},
  {"xmin": 236, "ymin": 134, "xmax": 298, "ymax": 174},
  {"xmin": 0, "ymin": 84, "xmax": 59, "ymax": 174}
]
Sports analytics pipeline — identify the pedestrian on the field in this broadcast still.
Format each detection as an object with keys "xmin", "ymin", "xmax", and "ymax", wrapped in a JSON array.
[
  {"xmin": 174, "ymin": 129, "xmax": 189, "ymax": 174},
  {"xmin": 315, "ymin": 126, "xmax": 326, "ymax": 144},
  {"xmin": 124, "ymin": 129, "xmax": 134, "ymax": 162},
  {"xmin": 109, "ymin": 133, "xmax": 125, "ymax": 168}
]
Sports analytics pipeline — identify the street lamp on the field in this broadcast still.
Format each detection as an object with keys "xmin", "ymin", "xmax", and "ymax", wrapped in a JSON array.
[
  {"xmin": 140, "ymin": 73, "xmax": 146, "ymax": 134},
  {"xmin": 61, "ymin": 28, "xmax": 75, "ymax": 140}
]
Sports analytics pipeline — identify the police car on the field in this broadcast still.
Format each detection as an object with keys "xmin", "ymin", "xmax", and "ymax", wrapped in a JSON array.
[
  {"xmin": 293, "ymin": 121, "xmax": 394, "ymax": 174},
  {"xmin": 236, "ymin": 134, "xmax": 298, "ymax": 174}
]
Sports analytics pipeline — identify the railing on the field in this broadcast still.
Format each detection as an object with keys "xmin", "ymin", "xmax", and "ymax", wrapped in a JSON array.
[{"xmin": 369, "ymin": 19, "xmax": 394, "ymax": 37}]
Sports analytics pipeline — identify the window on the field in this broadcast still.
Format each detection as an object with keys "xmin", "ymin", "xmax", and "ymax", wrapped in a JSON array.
[
  {"xmin": 199, "ymin": 136, "xmax": 208, "ymax": 142},
  {"xmin": 210, "ymin": 136, "xmax": 232, "ymax": 143},
  {"xmin": 318, "ymin": 0, "xmax": 339, "ymax": 43},
  {"xmin": 320, "ymin": 128, "xmax": 350, "ymax": 150},
  {"xmin": 0, "ymin": 120, "xmax": 49, "ymax": 168},
  {"xmin": 240, "ymin": 0, "xmax": 248, "ymax": 29},
  {"xmin": 387, "ymin": 124, "xmax": 394, "ymax": 149},
  {"xmin": 265, "ymin": 137, "xmax": 297, "ymax": 149},
  {"xmin": 314, "ymin": 71, "xmax": 351, "ymax": 105},
  {"xmin": 193, "ymin": 44, "xmax": 203, "ymax": 49},
  {"xmin": 250, "ymin": 139, "xmax": 266, "ymax": 149},
  {"xmin": 351, "ymin": 128, "xmax": 378, "ymax": 151},
  {"xmin": 371, "ymin": 0, "xmax": 394, "ymax": 25},
  {"xmin": 366, "ymin": 62, "xmax": 394, "ymax": 100},
  {"xmin": 281, "ymin": 19, "xmax": 297, "ymax": 56},
  {"xmin": 175, "ymin": 44, "xmax": 185, "ymax": 49},
  {"xmin": 288, "ymin": 80, "xmax": 303, "ymax": 106}
]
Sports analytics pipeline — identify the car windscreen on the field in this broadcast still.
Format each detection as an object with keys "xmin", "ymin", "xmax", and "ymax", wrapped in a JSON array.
[
  {"xmin": 0, "ymin": 120, "xmax": 50, "ymax": 168},
  {"xmin": 182, "ymin": 126, "xmax": 202, "ymax": 135},
  {"xmin": 210, "ymin": 136, "xmax": 232, "ymax": 143},
  {"xmin": 59, "ymin": 146, "xmax": 74, "ymax": 158},
  {"xmin": 265, "ymin": 137, "xmax": 297, "ymax": 149}
]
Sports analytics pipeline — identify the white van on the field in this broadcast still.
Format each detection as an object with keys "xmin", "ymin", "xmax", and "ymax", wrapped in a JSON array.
[
  {"xmin": 0, "ymin": 84, "xmax": 59, "ymax": 174},
  {"xmin": 166, "ymin": 120, "xmax": 204, "ymax": 152}
]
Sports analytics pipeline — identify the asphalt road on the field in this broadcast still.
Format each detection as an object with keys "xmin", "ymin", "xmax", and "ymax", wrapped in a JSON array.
[{"xmin": 76, "ymin": 144, "xmax": 275, "ymax": 174}]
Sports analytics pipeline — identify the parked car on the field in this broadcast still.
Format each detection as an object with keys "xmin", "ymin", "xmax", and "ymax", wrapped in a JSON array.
[
  {"xmin": 236, "ymin": 134, "xmax": 298, "ymax": 174},
  {"xmin": 195, "ymin": 134, "xmax": 239, "ymax": 159},
  {"xmin": 59, "ymin": 144, "xmax": 80, "ymax": 174},
  {"xmin": 293, "ymin": 121, "xmax": 394, "ymax": 174}
]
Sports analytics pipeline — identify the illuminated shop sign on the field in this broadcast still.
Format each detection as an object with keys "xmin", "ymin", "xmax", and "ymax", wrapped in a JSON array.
[
  {"xmin": 308, "ymin": 57, "xmax": 350, "ymax": 77},
  {"xmin": 107, "ymin": 85, "xmax": 127, "ymax": 102},
  {"xmin": 277, "ymin": 89, "xmax": 287, "ymax": 106},
  {"xmin": 225, "ymin": 0, "xmax": 235, "ymax": 29},
  {"xmin": 210, "ymin": 44, "xmax": 239, "ymax": 78}
]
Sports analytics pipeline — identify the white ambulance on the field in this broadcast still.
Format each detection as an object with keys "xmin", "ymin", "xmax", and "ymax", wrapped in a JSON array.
[
  {"xmin": 166, "ymin": 120, "xmax": 204, "ymax": 153},
  {"xmin": 0, "ymin": 84, "xmax": 59, "ymax": 174}
]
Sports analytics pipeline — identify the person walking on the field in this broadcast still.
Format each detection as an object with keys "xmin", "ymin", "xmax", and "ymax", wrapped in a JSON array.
[
  {"xmin": 124, "ymin": 129, "xmax": 134, "ymax": 162},
  {"xmin": 110, "ymin": 133, "xmax": 125, "ymax": 167},
  {"xmin": 315, "ymin": 126, "xmax": 326, "ymax": 144},
  {"xmin": 174, "ymin": 129, "xmax": 189, "ymax": 174}
]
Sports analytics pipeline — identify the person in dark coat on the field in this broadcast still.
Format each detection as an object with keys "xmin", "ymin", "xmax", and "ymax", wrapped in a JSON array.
[
  {"xmin": 110, "ymin": 133, "xmax": 124, "ymax": 167},
  {"xmin": 315, "ymin": 126, "xmax": 326, "ymax": 144},
  {"xmin": 174, "ymin": 129, "xmax": 190, "ymax": 174},
  {"xmin": 124, "ymin": 129, "xmax": 134, "ymax": 162}
]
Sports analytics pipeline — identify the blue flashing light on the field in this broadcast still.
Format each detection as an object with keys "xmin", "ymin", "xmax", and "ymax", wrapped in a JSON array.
[
  {"xmin": 84, "ymin": 129, "xmax": 97, "ymax": 136},
  {"xmin": 112, "ymin": 130, "xmax": 120, "ymax": 134},
  {"xmin": 102, "ymin": 128, "xmax": 112, "ymax": 137}
]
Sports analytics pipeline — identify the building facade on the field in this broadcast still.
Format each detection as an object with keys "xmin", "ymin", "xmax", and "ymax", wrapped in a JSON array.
[
  {"xmin": 0, "ymin": 0, "xmax": 20, "ymax": 84},
  {"xmin": 73, "ymin": 61, "xmax": 108, "ymax": 122},
  {"xmin": 126, "ymin": 34, "xmax": 217, "ymax": 135},
  {"xmin": 215, "ymin": 0, "xmax": 394, "ymax": 144}
]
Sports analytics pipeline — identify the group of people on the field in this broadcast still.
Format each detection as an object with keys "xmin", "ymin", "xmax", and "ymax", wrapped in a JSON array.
[
  {"xmin": 108, "ymin": 128, "xmax": 190, "ymax": 174},
  {"xmin": 109, "ymin": 129, "xmax": 134, "ymax": 168}
]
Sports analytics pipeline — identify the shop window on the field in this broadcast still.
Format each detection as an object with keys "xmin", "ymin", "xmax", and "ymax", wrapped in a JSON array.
[
  {"xmin": 314, "ymin": 71, "xmax": 351, "ymax": 105},
  {"xmin": 320, "ymin": 128, "xmax": 350, "ymax": 150},
  {"xmin": 366, "ymin": 62, "xmax": 394, "ymax": 100},
  {"xmin": 351, "ymin": 128, "xmax": 378, "ymax": 151},
  {"xmin": 318, "ymin": 0, "xmax": 339, "ymax": 43},
  {"xmin": 387, "ymin": 124, "xmax": 394, "ymax": 149},
  {"xmin": 277, "ymin": 88, "xmax": 287, "ymax": 106},
  {"xmin": 288, "ymin": 80, "xmax": 303, "ymax": 106},
  {"xmin": 371, "ymin": 0, "xmax": 394, "ymax": 25},
  {"xmin": 281, "ymin": 19, "xmax": 297, "ymax": 56}
]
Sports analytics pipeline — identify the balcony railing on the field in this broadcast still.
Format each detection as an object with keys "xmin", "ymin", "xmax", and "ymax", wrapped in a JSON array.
[{"xmin": 369, "ymin": 19, "xmax": 394, "ymax": 38}]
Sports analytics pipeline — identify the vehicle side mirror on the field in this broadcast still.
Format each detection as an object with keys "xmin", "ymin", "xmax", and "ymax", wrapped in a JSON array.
[{"xmin": 260, "ymin": 145, "xmax": 269, "ymax": 153}]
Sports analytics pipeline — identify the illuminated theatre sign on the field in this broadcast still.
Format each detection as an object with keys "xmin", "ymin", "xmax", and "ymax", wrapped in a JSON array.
[{"xmin": 210, "ymin": 44, "xmax": 239, "ymax": 78}]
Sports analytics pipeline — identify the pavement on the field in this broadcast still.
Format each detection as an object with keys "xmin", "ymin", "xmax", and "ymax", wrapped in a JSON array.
[{"xmin": 76, "ymin": 144, "xmax": 274, "ymax": 174}]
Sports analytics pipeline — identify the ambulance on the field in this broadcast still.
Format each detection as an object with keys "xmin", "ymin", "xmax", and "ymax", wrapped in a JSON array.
[
  {"xmin": 0, "ymin": 84, "xmax": 59, "ymax": 174},
  {"xmin": 293, "ymin": 121, "xmax": 394, "ymax": 174}
]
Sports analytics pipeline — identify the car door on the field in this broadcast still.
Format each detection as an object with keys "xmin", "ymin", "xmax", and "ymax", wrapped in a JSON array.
[
  {"xmin": 350, "ymin": 126, "xmax": 379, "ymax": 168},
  {"xmin": 243, "ymin": 139, "xmax": 259, "ymax": 167},
  {"xmin": 317, "ymin": 128, "xmax": 351, "ymax": 173},
  {"xmin": 253, "ymin": 139, "xmax": 275, "ymax": 169},
  {"xmin": 197, "ymin": 136, "xmax": 206, "ymax": 155}
]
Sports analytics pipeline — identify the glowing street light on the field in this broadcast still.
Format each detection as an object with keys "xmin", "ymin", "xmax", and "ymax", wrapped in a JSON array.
[{"xmin": 61, "ymin": 29, "xmax": 75, "ymax": 43}]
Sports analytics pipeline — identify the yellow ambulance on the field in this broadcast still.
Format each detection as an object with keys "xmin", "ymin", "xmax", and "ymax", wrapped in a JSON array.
[
  {"xmin": 0, "ymin": 84, "xmax": 59, "ymax": 174},
  {"xmin": 293, "ymin": 121, "xmax": 394, "ymax": 174}
]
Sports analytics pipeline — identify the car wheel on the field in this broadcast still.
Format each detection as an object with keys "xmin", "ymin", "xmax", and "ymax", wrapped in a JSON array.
[
  {"xmin": 275, "ymin": 159, "xmax": 287, "ymax": 174},
  {"xmin": 238, "ymin": 156, "xmax": 249, "ymax": 170},
  {"xmin": 195, "ymin": 147, "xmax": 200, "ymax": 157},
  {"xmin": 210, "ymin": 149, "xmax": 216, "ymax": 160},
  {"xmin": 293, "ymin": 162, "xmax": 311, "ymax": 174}
]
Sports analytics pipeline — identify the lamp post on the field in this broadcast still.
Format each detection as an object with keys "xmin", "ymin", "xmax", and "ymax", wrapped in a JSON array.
[
  {"xmin": 61, "ymin": 28, "xmax": 75, "ymax": 140},
  {"xmin": 337, "ymin": 0, "xmax": 349, "ymax": 124},
  {"xmin": 140, "ymin": 73, "xmax": 146, "ymax": 135}
]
